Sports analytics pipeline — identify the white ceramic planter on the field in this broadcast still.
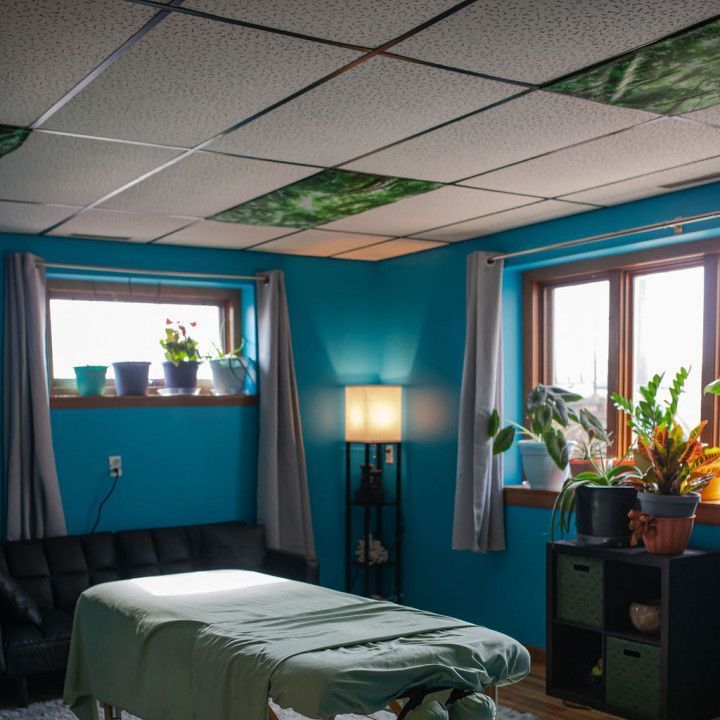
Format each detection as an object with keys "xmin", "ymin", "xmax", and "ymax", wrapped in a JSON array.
[
  {"xmin": 518, "ymin": 439, "xmax": 570, "ymax": 490},
  {"xmin": 210, "ymin": 357, "xmax": 247, "ymax": 395}
]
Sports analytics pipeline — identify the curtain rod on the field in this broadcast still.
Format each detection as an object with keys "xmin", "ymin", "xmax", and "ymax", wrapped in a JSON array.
[
  {"xmin": 36, "ymin": 261, "xmax": 267, "ymax": 283},
  {"xmin": 486, "ymin": 208, "xmax": 720, "ymax": 264}
]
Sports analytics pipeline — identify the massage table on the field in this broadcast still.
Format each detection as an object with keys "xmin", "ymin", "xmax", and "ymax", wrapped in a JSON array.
[{"xmin": 64, "ymin": 570, "xmax": 530, "ymax": 720}]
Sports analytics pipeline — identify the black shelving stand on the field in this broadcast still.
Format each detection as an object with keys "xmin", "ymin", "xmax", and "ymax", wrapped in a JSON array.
[
  {"xmin": 547, "ymin": 541, "xmax": 720, "ymax": 720},
  {"xmin": 344, "ymin": 441, "xmax": 402, "ymax": 601}
]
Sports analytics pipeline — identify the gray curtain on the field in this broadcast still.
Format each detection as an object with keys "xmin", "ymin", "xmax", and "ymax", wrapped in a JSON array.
[
  {"xmin": 4, "ymin": 253, "xmax": 66, "ymax": 540},
  {"xmin": 452, "ymin": 252, "xmax": 506, "ymax": 552},
  {"xmin": 256, "ymin": 270, "xmax": 315, "ymax": 557}
]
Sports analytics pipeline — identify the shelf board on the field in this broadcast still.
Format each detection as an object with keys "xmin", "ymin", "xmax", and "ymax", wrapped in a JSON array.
[
  {"xmin": 553, "ymin": 618, "xmax": 603, "ymax": 634},
  {"xmin": 605, "ymin": 628, "xmax": 661, "ymax": 647},
  {"xmin": 51, "ymin": 393, "xmax": 258, "ymax": 409},
  {"xmin": 352, "ymin": 560, "xmax": 396, "ymax": 569}
]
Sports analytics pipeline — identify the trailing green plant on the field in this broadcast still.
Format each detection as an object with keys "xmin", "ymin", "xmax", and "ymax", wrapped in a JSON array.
[
  {"xmin": 489, "ymin": 384, "xmax": 609, "ymax": 470},
  {"xmin": 160, "ymin": 319, "xmax": 200, "ymax": 365},
  {"xmin": 611, "ymin": 367, "xmax": 689, "ymax": 442},
  {"xmin": 631, "ymin": 420, "xmax": 720, "ymax": 496},
  {"xmin": 551, "ymin": 437, "xmax": 643, "ymax": 539},
  {"xmin": 208, "ymin": 339, "xmax": 245, "ymax": 360}
]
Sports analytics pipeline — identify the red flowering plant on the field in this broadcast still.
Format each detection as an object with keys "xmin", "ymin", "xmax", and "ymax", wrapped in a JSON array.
[{"xmin": 160, "ymin": 319, "xmax": 200, "ymax": 365}]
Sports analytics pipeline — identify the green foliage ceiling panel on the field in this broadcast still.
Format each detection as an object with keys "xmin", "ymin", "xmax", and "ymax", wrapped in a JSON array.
[
  {"xmin": 0, "ymin": 125, "xmax": 30, "ymax": 159},
  {"xmin": 211, "ymin": 169, "xmax": 443, "ymax": 228},
  {"xmin": 548, "ymin": 19, "xmax": 720, "ymax": 116}
]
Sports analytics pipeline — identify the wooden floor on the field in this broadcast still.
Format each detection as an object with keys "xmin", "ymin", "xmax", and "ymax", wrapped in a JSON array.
[{"xmin": 499, "ymin": 658, "xmax": 619, "ymax": 720}]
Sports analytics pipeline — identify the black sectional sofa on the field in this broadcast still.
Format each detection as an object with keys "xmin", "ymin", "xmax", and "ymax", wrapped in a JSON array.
[{"xmin": 0, "ymin": 521, "xmax": 318, "ymax": 706}]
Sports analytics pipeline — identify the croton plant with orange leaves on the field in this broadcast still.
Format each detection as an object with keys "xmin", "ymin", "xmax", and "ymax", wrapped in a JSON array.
[{"xmin": 632, "ymin": 420, "xmax": 720, "ymax": 496}]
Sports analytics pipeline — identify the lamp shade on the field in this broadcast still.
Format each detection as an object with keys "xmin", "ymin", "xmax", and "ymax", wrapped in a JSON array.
[{"xmin": 345, "ymin": 385, "xmax": 402, "ymax": 443}]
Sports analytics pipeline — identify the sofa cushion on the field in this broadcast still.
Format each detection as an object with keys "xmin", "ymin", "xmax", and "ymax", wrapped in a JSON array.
[
  {"xmin": 195, "ymin": 523, "xmax": 267, "ymax": 570},
  {"xmin": 152, "ymin": 527, "xmax": 196, "ymax": 574},
  {"xmin": 3, "ymin": 609, "xmax": 72, "ymax": 678},
  {"xmin": 44, "ymin": 537, "xmax": 90, "ymax": 612},
  {"xmin": 0, "ymin": 569, "xmax": 42, "ymax": 627},
  {"xmin": 2, "ymin": 541, "xmax": 53, "ymax": 610},
  {"xmin": 81, "ymin": 532, "xmax": 122, "ymax": 586},
  {"xmin": 116, "ymin": 529, "xmax": 161, "ymax": 578}
]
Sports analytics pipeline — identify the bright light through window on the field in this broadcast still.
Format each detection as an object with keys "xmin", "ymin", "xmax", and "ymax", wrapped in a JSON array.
[
  {"xmin": 552, "ymin": 280, "xmax": 610, "ymax": 431},
  {"xmin": 633, "ymin": 266, "xmax": 703, "ymax": 431},
  {"xmin": 49, "ymin": 299, "xmax": 223, "ymax": 380}
]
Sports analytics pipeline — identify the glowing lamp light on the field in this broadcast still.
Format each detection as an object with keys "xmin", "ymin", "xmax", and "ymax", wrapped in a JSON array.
[{"xmin": 345, "ymin": 385, "xmax": 402, "ymax": 443}]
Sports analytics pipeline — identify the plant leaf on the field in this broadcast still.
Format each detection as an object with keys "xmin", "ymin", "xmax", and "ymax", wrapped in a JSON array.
[
  {"xmin": 492, "ymin": 426, "xmax": 515, "ymax": 454},
  {"xmin": 488, "ymin": 409, "xmax": 500, "ymax": 438}
]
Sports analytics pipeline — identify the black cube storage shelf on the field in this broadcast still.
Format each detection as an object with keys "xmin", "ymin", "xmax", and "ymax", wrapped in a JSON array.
[{"xmin": 547, "ymin": 541, "xmax": 720, "ymax": 720}]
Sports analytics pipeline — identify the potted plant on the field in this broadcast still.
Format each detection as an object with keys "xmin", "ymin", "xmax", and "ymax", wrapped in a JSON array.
[
  {"xmin": 208, "ymin": 341, "xmax": 247, "ymax": 395},
  {"xmin": 552, "ymin": 435, "xmax": 643, "ymax": 546},
  {"xmin": 160, "ymin": 319, "xmax": 201, "ymax": 391},
  {"xmin": 627, "ymin": 421, "xmax": 720, "ymax": 554},
  {"xmin": 489, "ymin": 384, "xmax": 603, "ymax": 490},
  {"xmin": 112, "ymin": 361, "xmax": 151, "ymax": 396},
  {"xmin": 612, "ymin": 368, "xmax": 689, "ymax": 471},
  {"xmin": 702, "ymin": 377, "xmax": 720, "ymax": 501},
  {"xmin": 74, "ymin": 365, "xmax": 108, "ymax": 397}
]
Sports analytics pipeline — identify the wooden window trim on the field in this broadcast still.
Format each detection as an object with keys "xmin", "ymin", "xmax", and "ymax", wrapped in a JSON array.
[
  {"xmin": 503, "ymin": 485, "xmax": 720, "ymax": 525},
  {"xmin": 46, "ymin": 278, "xmax": 247, "ymax": 401},
  {"xmin": 524, "ymin": 236, "xmax": 720, "ymax": 458}
]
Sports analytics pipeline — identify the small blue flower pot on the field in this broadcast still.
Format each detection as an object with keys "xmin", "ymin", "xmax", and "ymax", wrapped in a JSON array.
[{"xmin": 74, "ymin": 366, "xmax": 108, "ymax": 397}]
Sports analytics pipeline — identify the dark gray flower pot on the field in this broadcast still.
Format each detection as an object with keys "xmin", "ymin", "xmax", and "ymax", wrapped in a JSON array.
[
  {"xmin": 113, "ymin": 361, "xmax": 150, "ymax": 396},
  {"xmin": 575, "ymin": 485, "xmax": 638, "ymax": 547},
  {"xmin": 162, "ymin": 361, "xmax": 199, "ymax": 390},
  {"xmin": 637, "ymin": 491, "xmax": 700, "ymax": 518}
]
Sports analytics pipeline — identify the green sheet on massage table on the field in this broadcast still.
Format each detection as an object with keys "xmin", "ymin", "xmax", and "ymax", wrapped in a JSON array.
[{"xmin": 64, "ymin": 570, "xmax": 529, "ymax": 720}]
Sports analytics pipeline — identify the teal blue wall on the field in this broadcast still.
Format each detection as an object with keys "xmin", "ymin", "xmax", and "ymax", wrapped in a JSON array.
[
  {"xmin": 378, "ymin": 182, "xmax": 720, "ymax": 649},
  {"xmin": 4, "ymin": 180, "xmax": 720, "ymax": 649},
  {"xmin": 0, "ymin": 232, "xmax": 382, "ymax": 590}
]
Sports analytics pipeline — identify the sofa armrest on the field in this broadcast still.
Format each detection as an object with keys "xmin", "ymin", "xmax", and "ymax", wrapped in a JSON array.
[{"xmin": 262, "ymin": 550, "xmax": 319, "ymax": 585}]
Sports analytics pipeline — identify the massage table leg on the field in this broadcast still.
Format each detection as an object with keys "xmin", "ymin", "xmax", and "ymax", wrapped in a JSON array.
[{"xmin": 101, "ymin": 703, "xmax": 121, "ymax": 719}]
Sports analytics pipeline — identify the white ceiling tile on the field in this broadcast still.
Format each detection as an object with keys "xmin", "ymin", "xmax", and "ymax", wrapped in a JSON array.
[
  {"xmin": 684, "ymin": 106, "xmax": 720, "ymax": 129},
  {"xmin": 336, "ymin": 238, "xmax": 445, "ymax": 261},
  {"xmin": 0, "ymin": 201, "xmax": 79, "ymax": 235},
  {"xmin": 100, "ymin": 152, "xmax": 318, "ymax": 217},
  {"xmin": 0, "ymin": 0, "xmax": 155, "ymax": 126},
  {"xmin": 345, "ymin": 91, "xmax": 655, "ymax": 182},
  {"xmin": 322, "ymin": 186, "xmax": 536, "ymax": 236},
  {"xmin": 415, "ymin": 200, "xmax": 596, "ymax": 242},
  {"xmin": 48, "ymin": 209, "xmax": 196, "ymax": 242},
  {"xmin": 250, "ymin": 229, "xmax": 391, "ymax": 257},
  {"xmin": 393, "ymin": 1, "xmax": 718, "ymax": 84},
  {"xmin": 465, "ymin": 119, "xmax": 720, "ymax": 198},
  {"xmin": 44, "ymin": 14, "xmax": 358, "ymax": 147},
  {"xmin": 209, "ymin": 56, "xmax": 519, "ymax": 166},
  {"xmin": 185, "ymin": 0, "xmax": 460, "ymax": 46},
  {"xmin": 157, "ymin": 220, "xmax": 294, "ymax": 249},
  {"xmin": 561, "ymin": 157, "xmax": 720, "ymax": 207},
  {"xmin": 0, "ymin": 132, "xmax": 180, "ymax": 206}
]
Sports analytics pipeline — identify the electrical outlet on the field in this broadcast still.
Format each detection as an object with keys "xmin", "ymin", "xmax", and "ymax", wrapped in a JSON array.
[
  {"xmin": 108, "ymin": 456, "xmax": 122, "ymax": 477},
  {"xmin": 385, "ymin": 445, "xmax": 394, "ymax": 464}
]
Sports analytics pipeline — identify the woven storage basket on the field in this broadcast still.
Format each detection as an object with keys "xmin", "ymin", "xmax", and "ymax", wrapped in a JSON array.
[
  {"xmin": 556, "ymin": 554, "xmax": 604, "ymax": 628},
  {"xmin": 605, "ymin": 636, "xmax": 661, "ymax": 719}
]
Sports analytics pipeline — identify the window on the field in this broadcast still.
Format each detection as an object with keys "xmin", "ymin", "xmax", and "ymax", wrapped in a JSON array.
[
  {"xmin": 47, "ymin": 279, "xmax": 242, "ymax": 396},
  {"xmin": 524, "ymin": 237, "xmax": 720, "ymax": 455}
]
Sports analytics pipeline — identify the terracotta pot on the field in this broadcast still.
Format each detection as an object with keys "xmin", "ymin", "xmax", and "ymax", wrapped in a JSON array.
[
  {"xmin": 643, "ymin": 515, "xmax": 695, "ymax": 555},
  {"xmin": 701, "ymin": 476, "xmax": 720, "ymax": 502}
]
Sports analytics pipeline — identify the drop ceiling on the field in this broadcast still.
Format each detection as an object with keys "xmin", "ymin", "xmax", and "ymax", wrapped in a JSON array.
[{"xmin": 1, "ymin": 0, "xmax": 719, "ymax": 261}]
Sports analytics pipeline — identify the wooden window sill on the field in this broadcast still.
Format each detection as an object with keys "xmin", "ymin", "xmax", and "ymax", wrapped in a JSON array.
[
  {"xmin": 51, "ymin": 394, "xmax": 258, "ymax": 409},
  {"xmin": 503, "ymin": 485, "xmax": 720, "ymax": 526}
]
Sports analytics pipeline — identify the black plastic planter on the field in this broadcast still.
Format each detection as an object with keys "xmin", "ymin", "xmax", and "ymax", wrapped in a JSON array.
[
  {"xmin": 162, "ymin": 360, "xmax": 199, "ymax": 390},
  {"xmin": 575, "ymin": 485, "xmax": 638, "ymax": 547}
]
